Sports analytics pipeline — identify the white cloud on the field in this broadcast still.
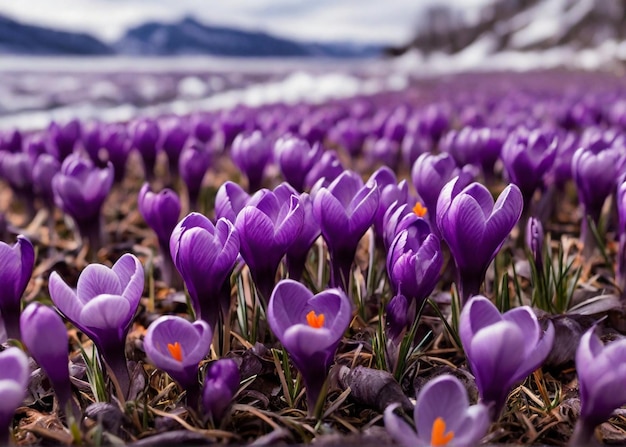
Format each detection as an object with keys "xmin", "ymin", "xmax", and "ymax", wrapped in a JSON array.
[{"xmin": 0, "ymin": 0, "xmax": 489, "ymax": 45}]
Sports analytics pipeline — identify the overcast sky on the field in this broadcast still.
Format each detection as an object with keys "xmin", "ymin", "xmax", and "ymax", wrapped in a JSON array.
[{"xmin": 0, "ymin": 0, "xmax": 490, "ymax": 45}]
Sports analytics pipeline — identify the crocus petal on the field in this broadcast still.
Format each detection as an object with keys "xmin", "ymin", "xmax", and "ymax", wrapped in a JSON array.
[
  {"xmin": 79, "ymin": 294, "xmax": 132, "ymax": 330},
  {"xmin": 274, "ymin": 195, "xmax": 304, "ymax": 247},
  {"xmin": 502, "ymin": 306, "xmax": 541, "ymax": 357},
  {"xmin": 512, "ymin": 321, "xmax": 554, "ymax": 384},
  {"xmin": 452, "ymin": 403, "xmax": 492, "ymax": 447},
  {"xmin": 112, "ymin": 254, "xmax": 144, "ymax": 307},
  {"xmin": 282, "ymin": 325, "xmax": 335, "ymax": 361},
  {"xmin": 415, "ymin": 375, "xmax": 469, "ymax": 439},
  {"xmin": 326, "ymin": 170, "xmax": 362, "ymax": 208},
  {"xmin": 582, "ymin": 363, "xmax": 626, "ymax": 424},
  {"xmin": 0, "ymin": 381, "xmax": 26, "ymax": 418},
  {"xmin": 0, "ymin": 348, "xmax": 30, "ymax": 388},
  {"xmin": 15, "ymin": 236, "xmax": 34, "ymax": 298},
  {"xmin": 442, "ymin": 194, "xmax": 487, "ymax": 268},
  {"xmin": 347, "ymin": 182, "xmax": 379, "ymax": 236},
  {"xmin": 314, "ymin": 190, "xmax": 349, "ymax": 232},
  {"xmin": 48, "ymin": 272, "xmax": 83, "ymax": 324},
  {"xmin": 383, "ymin": 404, "xmax": 424, "ymax": 447},
  {"xmin": 308, "ymin": 288, "xmax": 351, "ymax": 334},
  {"xmin": 459, "ymin": 295, "xmax": 502, "ymax": 356},
  {"xmin": 483, "ymin": 184, "xmax": 523, "ymax": 250},
  {"xmin": 20, "ymin": 303, "xmax": 70, "ymax": 385},
  {"xmin": 267, "ymin": 279, "xmax": 312, "ymax": 336},
  {"xmin": 469, "ymin": 321, "xmax": 525, "ymax": 402},
  {"xmin": 76, "ymin": 264, "xmax": 122, "ymax": 303}
]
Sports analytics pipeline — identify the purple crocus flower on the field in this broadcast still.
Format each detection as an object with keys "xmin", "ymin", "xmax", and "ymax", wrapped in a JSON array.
[
  {"xmin": 440, "ymin": 127, "xmax": 477, "ymax": 167},
  {"xmin": 330, "ymin": 117, "xmax": 366, "ymax": 157},
  {"xmin": 160, "ymin": 116, "xmax": 190, "ymax": 181},
  {"xmin": 0, "ymin": 151, "xmax": 36, "ymax": 220},
  {"xmin": 274, "ymin": 135, "xmax": 322, "ymax": 192},
  {"xmin": 385, "ymin": 294, "xmax": 409, "ymax": 346},
  {"xmin": 81, "ymin": 121, "xmax": 103, "ymax": 165},
  {"xmin": 501, "ymin": 127, "xmax": 557, "ymax": 212},
  {"xmin": 191, "ymin": 112, "xmax": 214, "ymax": 144},
  {"xmin": 570, "ymin": 326, "xmax": 626, "ymax": 445},
  {"xmin": 304, "ymin": 150, "xmax": 344, "ymax": 191},
  {"xmin": 400, "ymin": 130, "xmax": 431, "ymax": 168},
  {"xmin": 417, "ymin": 103, "xmax": 449, "ymax": 144},
  {"xmin": 25, "ymin": 134, "xmax": 48, "ymax": 159},
  {"xmin": 411, "ymin": 152, "xmax": 469, "ymax": 235},
  {"xmin": 0, "ymin": 348, "xmax": 29, "ymax": 445},
  {"xmin": 437, "ymin": 177, "xmax": 523, "ymax": 304},
  {"xmin": 214, "ymin": 181, "xmax": 251, "ymax": 223},
  {"xmin": 365, "ymin": 137, "xmax": 400, "ymax": 171},
  {"xmin": 472, "ymin": 127, "xmax": 506, "ymax": 184},
  {"xmin": 382, "ymin": 201, "xmax": 426, "ymax": 252},
  {"xmin": 369, "ymin": 166, "xmax": 410, "ymax": 248},
  {"xmin": 313, "ymin": 170, "xmax": 379, "ymax": 291},
  {"xmin": 267, "ymin": 279, "xmax": 352, "ymax": 416},
  {"xmin": 48, "ymin": 254, "xmax": 144, "ymax": 398},
  {"xmin": 0, "ymin": 235, "xmax": 35, "ymax": 341},
  {"xmin": 0, "ymin": 129, "xmax": 22, "ymax": 153},
  {"xmin": 549, "ymin": 131, "xmax": 579, "ymax": 189},
  {"xmin": 231, "ymin": 130, "xmax": 273, "ymax": 192},
  {"xmin": 459, "ymin": 295, "xmax": 554, "ymax": 418},
  {"xmin": 274, "ymin": 183, "xmax": 320, "ymax": 281},
  {"xmin": 441, "ymin": 127, "xmax": 505, "ymax": 184},
  {"xmin": 179, "ymin": 140, "xmax": 212, "ymax": 211},
  {"xmin": 170, "ymin": 213, "xmax": 239, "ymax": 329},
  {"xmin": 202, "ymin": 359, "xmax": 240, "ymax": 426},
  {"xmin": 526, "ymin": 217, "xmax": 544, "ymax": 273},
  {"xmin": 138, "ymin": 183, "xmax": 182, "ymax": 289},
  {"xmin": 235, "ymin": 189, "xmax": 303, "ymax": 302},
  {"xmin": 572, "ymin": 139, "xmax": 626, "ymax": 255},
  {"xmin": 20, "ymin": 303, "xmax": 78, "ymax": 420},
  {"xmin": 131, "ymin": 118, "xmax": 161, "ymax": 182},
  {"xmin": 33, "ymin": 154, "xmax": 61, "ymax": 211},
  {"xmin": 384, "ymin": 374, "xmax": 490, "ymax": 447},
  {"xmin": 48, "ymin": 119, "xmax": 81, "ymax": 161},
  {"xmin": 219, "ymin": 108, "xmax": 249, "ymax": 149},
  {"xmin": 101, "ymin": 123, "xmax": 131, "ymax": 183},
  {"xmin": 52, "ymin": 154, "xmax": 114, "ymax": 256},
  {"xmin": 143, "ymin": 315, "xmax": 212, "ymax": 410},
  {"xmin": 387, "ymin": 224, "xmax": 443, "ymax": 308}
]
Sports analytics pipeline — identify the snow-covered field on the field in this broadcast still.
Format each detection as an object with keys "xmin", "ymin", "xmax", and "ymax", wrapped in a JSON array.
[{"xmin": 0, "ymin": 56, "xmax": 410, "ymax": 131}]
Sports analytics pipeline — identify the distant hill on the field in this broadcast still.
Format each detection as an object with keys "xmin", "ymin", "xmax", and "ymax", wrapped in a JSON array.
[
  {"xmin": 388, "ymin": 0, "xmax": 626, "ymax": 57},
  {"xmin": 0, "ymin": 14, "xmax": 113, "ymax": 55},
  {"xmin": 114, "ymin": 17, "xmax": 381, "ymax": 58},
  {"xmin": 0, "ymin": 14, "xmax": 381, "ymax": 58}
]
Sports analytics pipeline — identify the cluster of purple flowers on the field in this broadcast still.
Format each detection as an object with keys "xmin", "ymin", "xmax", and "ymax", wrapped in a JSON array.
[{"xmin": 1, "ymin": 71, "xmax": 626, "ymax": 445}]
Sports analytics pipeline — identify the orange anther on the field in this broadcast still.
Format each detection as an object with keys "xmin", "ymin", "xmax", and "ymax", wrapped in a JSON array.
[
  {"xmin": 413, "ymin": 202, "xmax": 428, "ymax": 217},
  {"xmin": 167, "ymin": 342, "xmax": 183, "ymax": 361},
  {"xmin": 431, "ymin": 417, "xmax": 454, "ymax": 446},
  {"xmin": 306, "ymin": 310, "xmax": 325, "ymax": 328}
]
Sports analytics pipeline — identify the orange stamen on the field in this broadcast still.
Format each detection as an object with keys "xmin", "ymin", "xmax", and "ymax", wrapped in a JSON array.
[
  {"xmin": 413, "ymin": 201, "xmax": 428, "ymax": 217},
  {"xmin": 431, "ymin": 417, "xmax": 454, "ymax": 447},
  {"xmin": 306, "ymin": 310, "xmax": 325, "ymax": 328},
  {"xmin": 167, "ymin": 342, "xmax": 183, "ymax": 361}
]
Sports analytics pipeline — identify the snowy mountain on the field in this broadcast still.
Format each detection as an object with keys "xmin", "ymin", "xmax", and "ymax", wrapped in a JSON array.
[
  {"xmin": 114, "ymin": 17, "xmax": 381, "ymax": 58},
  {"xmin": 0, "ymin": 14, "xmax": 381, "ymax": 58},
  {"xmin": 388, "ymin": 0, "xmax": 626, "ymax": 71},
  {"xmin": 0, "ymin": 14, "xmax": 113, "ymax": 55}
]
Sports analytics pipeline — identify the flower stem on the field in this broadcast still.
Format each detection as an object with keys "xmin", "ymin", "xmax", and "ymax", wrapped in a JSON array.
[{"xmin": 101, "ymin": 346, "xmax": 130, "ymax": 400}]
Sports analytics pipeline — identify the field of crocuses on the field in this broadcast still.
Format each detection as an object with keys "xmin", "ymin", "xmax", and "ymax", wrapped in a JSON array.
[{"xmin": 1, "ymin": 69, "xmax": 626, "ymax": 446}]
